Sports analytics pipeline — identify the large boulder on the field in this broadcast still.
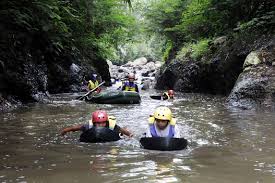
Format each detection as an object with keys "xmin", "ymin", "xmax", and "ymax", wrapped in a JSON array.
[
  {"xmin": 109, "ymin": 58, "xmax": 162, "ymax": 83},
  {"xmin": 69, "ymin": 63, "xmax": 84, "ymax": 92},
  {"xmin": 213, "ymin": 36, "xmax": 227, "ymax": 46},
  {"xmin": 4, "ymin": 61, "xmax": 49, "ymax": 102},
  {"xmin": 243, "ymin": 51, "xmax": 264, "ymax": 70},
  {"xmin": 155, "ymin": 58, "xmax": 239, "ymax": 94},
  {"xmin": 125, "ymin": 57, "xmax": 147, "ymax": 67},
  {"xmin": 155, "ymin": 61, "xmax": 162, "ymax": 68},
  {"xmin": 227, "ymin": 65, "xmax": 275, "ymax": 109},
  {"xmin": 227, "ymin": 48, "xmax": 275, "ymax": 109}
]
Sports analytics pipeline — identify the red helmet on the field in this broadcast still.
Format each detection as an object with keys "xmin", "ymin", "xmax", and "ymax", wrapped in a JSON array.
[
  {"xmin": 92, "ymin": 110, "xmax": 108, "ymax": 123},
  {"xmin": 168, "ymin": 90, "xmax": 174, "ymax": 96}
]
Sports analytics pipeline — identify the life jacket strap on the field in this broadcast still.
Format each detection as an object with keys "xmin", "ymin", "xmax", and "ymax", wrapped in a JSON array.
[
  {"xmin": 149, "ymin": 124, "xmax": 175, "ymax": 137},
  {"xmin": 108, "ymin": 116, "xmax": 116, "ymax": 130},
  {"xmin": 149, "ymin": 124, "xmax": 158, "ymax": 137}
]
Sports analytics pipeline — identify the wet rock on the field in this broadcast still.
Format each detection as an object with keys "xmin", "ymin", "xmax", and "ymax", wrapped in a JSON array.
[
  {"xmin": 174, "ymin": 79, "xmax": 185, "ymax": 91},
  {"xmin": 69, "ymin": 63, "xmax": 83, "ymax": 92},
  {"xmin": 227, "ymin": 66, "xmax": 275, "ymax": 109},
  {"xmin": 47, "ymin": 62, "xmax": 71, "ymax": 93},
  {"xmin": 109, "ymin": 57, "xmax": 161, "ymax": 88},
  {"xmin": 213, "ymin": 36, "xmax": 227, "ymax": 46},
  {"xmin": 156, "ymin": 51, "xmax": 245, "ymax": 94},
  {"xmin": 134, "ymin": 57, "xmax": 148, "ymax": 66},
  {"xmin": 70, "ymin": 63, "xmax": 81, "ymax": 73},
  {"xmin": 124, "ymin": 57, "xmax": 147, "ymax": 67},
  {"xmin": 118, "ymin": 66, "xmax": 130, "ymax": 74},
  {"xmin": 107, "ymin": 60, "xmax": 113, "ymax": 74},
  {"xmin": 0, "ymin": 60, "xmax": 4, "ymax": 73},
  {"xmin": 0, "ymin": 94, "xmax": 22, "ymax": 112},
  {"xmin": 0, "ymin": 20, "xmax": 111, "ymax": 111},
  {"xmin": 2, "ymin": 61, "xmax": 49, "ymax": 102},
  {"xmin": 243, "ymin": 51, "xmax": 263, "ymax": 69},
  {"xmin": 141, "ymin": 77, "xmax": 155, "ymax": 90},
  {"xmin": 155, "ymin": 63, "xmax": 178, "ymax": 90},
  {"xmin": 227, "ymin": 43, "xmax": 275, "ymax": 109},
  {"xmin": 141, "ymin": 80, "xmax": 150, "ymax": 90},
  {"xmin": 155, "ymin": 61, "xmax": 162, "ymax": 68},
  {"xmin": 139, "ymin": 62, "xmax": 156, "ymax": 77},
  {"xmin": 32, "ymin": 92, "xmax": 51, "ymax": 103}
]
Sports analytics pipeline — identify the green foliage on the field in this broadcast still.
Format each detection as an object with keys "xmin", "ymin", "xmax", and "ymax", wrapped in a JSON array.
[
  {"xmin": 145, "ymin": 0, "xmax": 274, "ymax": 63},
  {"xmin": 102, "ymin": 0, "xmax": 177, "ymax": 64},
  {"xmin": 191, "ymin": 39, "xmax": 210, "ymax": 60},
  {"xmin": 234, "ymin": 6, "xmax": 275, "ymax": 31},
  {"xmin": 176, "ymin": 42, "xmax": 192, "ymax": 60},
  {"xmin": 1, "ymin": 0, "xmax": 274, "ymax": 68},
  {"xmin": 145, "ymin": 0, "xmax": 187, "ymax": 41},
  {"xmin": 162, "ymin": 40, "xmax": 173, "ymax": 62},
  {"xmin": 178, "ymin": 0, "xmax": 215, "ymax": 39},
  {"xmin": 0, "ymin": 0, "xmax": 136, "ymax": 65},
  {"xmin": 176, "ymin": 0, "xmax": 275, "ymax": 40},
  {"xmin": 176, "ymin": 39, "xmax": 210, "ymax": 60}
]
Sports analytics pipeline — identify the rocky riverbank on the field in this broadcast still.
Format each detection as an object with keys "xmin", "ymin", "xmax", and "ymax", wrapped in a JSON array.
[
  {"xmin": 0, "ymin": 49, "xmax": 111, "ymax": 112},
  {"xmin": 108, "ymin": 57, "xmax": 161, "ymax": 90},
  {"xmin": 156, "ymin": 32, "xmax": 275, "ymax": 109}
]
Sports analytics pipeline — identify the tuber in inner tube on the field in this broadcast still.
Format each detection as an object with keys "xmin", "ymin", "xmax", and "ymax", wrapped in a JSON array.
[
  {"xmin": 140, "ymin": 137, "xmax": 188, "ymax": 151},
  {"xmin": 80, "ymin": 127, "xmax": 121, "ymax": 143}
]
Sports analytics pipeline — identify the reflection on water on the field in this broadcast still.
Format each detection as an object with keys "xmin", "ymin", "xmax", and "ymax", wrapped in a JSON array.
[{"xmin": 1, "ymin": 90, "xmax": 275, "ymax": 182}]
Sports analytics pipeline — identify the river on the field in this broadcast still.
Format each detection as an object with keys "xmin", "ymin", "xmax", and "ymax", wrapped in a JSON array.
[{"xmin": 1, "ymin": 90, "xmax": 275, "ymax": 183}]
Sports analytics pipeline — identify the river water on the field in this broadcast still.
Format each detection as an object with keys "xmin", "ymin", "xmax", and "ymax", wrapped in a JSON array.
[{"xmin": 1, "ymin": 90, "xmax": 275, "ymax": 183}]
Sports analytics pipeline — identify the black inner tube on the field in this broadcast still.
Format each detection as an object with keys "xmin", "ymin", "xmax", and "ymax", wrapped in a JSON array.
[
  {"xmin": 150, "ymin": 96, "xmax": 162, "ymax": 100},
  {"xmin": 79, "ymin": 127, "xmax": 121, "ymax": 143},
  {"xmin": 140, "ymin": 137, "xmax": 188, "ymax": 151}
]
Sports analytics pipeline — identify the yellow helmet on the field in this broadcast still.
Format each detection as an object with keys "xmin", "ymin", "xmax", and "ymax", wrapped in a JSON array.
[{"xmin": 153, "ymin": 107, "xmax": 172, "ymax": 121}]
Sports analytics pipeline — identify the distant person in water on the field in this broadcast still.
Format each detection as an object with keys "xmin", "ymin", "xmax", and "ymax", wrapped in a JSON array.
[
  {"xmin": 88, "ymin": 74, "xmax": 101, "ymax": 93},
  {"xmin": 145, "ymin": 106, "xmax": 180, "ymax": 138},
  {"xmin": 80, "ymin": 75, "xmax": 89, "ymax": 91},
  {"xmin": 162, "ymin": 90, "xmax": 175, "ymax": 100},
  {"xmin": 121, "ymin": 73, "xmax": 139, "ymax": 92},
  {"xmin": 61, "ymin": 110, "xmax": 133, "ymax": 137},
  {"xmin": 114, "ymin": 78, "xmax": 123, "ymax": 90}
]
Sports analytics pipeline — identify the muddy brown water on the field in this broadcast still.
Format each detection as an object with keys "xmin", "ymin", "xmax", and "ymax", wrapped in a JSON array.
[{"xmin": 1, "ymin": 90, "xmax": 275, "ymax": 183}]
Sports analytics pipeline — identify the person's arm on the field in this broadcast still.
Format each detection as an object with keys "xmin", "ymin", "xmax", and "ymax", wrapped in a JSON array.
[
  {"xmin": 162, "ymin": 93, "xmax": 168, "ymax": 100},
  {"xmin": 119, "ymin": 127, "xmax": 133, "ymax": 137},
  {"xmin": 145, "ymin": 127, "xmax": 152, "ymax": 137},
  {"xmin": 121, "ymin": 84, "xmax": 127, "ymax": 91},
  {"xmin": 135, "ymin": 84, "xmax": 139, "ymax": 93},
  {"xmin": 174, "ymin": 125, "xmax": 181, "ymax": 138},
  {"xmin": 61, "ymin": 124, "xmax": 82, "ymax": 136}
]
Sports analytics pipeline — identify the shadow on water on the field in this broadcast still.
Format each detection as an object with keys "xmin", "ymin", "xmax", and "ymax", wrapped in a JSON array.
[{"xmin": 1, "ymin": 90, "xmax": 275, "ymax": 182}]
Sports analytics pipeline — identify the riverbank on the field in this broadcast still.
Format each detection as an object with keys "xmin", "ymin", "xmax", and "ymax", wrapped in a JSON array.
[
  {"xmin": 0, "ymin": 0, "xmax": 132, "ymax": 112},
  {"xmin": 156, "ymin": 30, "xmax": 275, "ymax": 109}
]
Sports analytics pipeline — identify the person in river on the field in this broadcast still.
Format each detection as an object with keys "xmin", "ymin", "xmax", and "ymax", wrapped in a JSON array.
[
  {"xmin": 88, "ymin": 74, "xmax": 101, "ymax": 93},
  {"xmin": 121, "ymin": 73, "xmax": 139, "ymax": 93},
  {"xmin": 162, "ymin": 90, "xmax": 175, "ymax": 100},
  {"xmin": 145, "ymin": 106, "xmax": 180, "ymax": 138},
  {"xmin": 61, "ymin": 110, "xmax": 133, "ymax": 137},
  {"xmin": 113, "ymin": 78, "xmax": 123, "ymax": 90}
]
